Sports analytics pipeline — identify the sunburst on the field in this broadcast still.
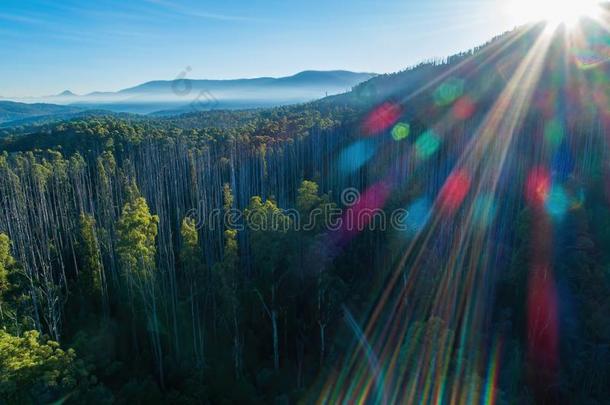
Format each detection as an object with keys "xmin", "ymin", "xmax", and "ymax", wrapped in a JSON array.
[{"xmin": 507, "ymin": 0, "xmax": 603, "ymax": 27}]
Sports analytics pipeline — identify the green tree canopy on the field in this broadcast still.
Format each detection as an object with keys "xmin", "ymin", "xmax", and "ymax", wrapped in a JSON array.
[
  {"xmin": 117, "ymin": 196, "xmax": 159, "ymax": 282},
  {"xmin": 0, "ymin": 330, "xmax": 108, "ymax": 404},
  {"xmin": 77, "ymin": 214, "xmax": 104, "ymax": 305},
  {"xmin": 0, "ymin": 234, "xmax": 15, "ymax": 298}
]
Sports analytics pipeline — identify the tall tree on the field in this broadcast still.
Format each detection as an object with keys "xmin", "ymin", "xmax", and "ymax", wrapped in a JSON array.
[
  {"xmin": 179, "ymin": 216, "xmax": 205, "ymax": 367},
  {"xmin": 212, "ymin": 184, "xmax": 243, "ymax": 377},
  {"xmin": 77, "ymin": 214, "xmax": 105, "ymax": 313},
  {"xmin": 292, "ymin": 181, "xmax": 344, "ymax": 369},
  {"xmin": 0, "ymin": 234, "xmax": 15, "ymax": 299},
  {"xmin": 246, "ymin": 196, "xmax": 291, "ymax": 371},
  {"xmin": 0, "ymin": 233, "xmax": 34, "ymax": 335},
  {"xmin": 116, "ymin": 193, "xmax": 164, "ymax": 387},
  {"xmin": 0, "ymin": 234, "xmax": 15, "ymax": 324}
]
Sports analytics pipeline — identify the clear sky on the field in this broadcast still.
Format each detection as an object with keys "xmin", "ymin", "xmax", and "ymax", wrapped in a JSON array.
[{"xmin": 0, "ymin": 0, "xmax": 523, "ymax": 97}]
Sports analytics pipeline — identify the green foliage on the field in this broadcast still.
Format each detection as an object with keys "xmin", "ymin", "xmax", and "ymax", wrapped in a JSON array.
[
  {"xmin": 77, "ymin": 215, "xmax": 103, "ymax": 303},
  {"xmin": 180, "ymin": 218, "xmax": 198, "ymax": 254},
  {"xmin": 296, "ymin": 180, "xmax": 320, "ymax": 214},
  {"xmin": 117, "ymin": 196, "xmax": 159, "ymax": 281},
  {"xmin": 223, "ymin": 183, "xmax": 234, "ymax": 212},
  {"xmin": 0, "ymin": 104, "xmax": 351, "ymax": 159},
  {"xmin": 0, "ymin": 234, "xmax": 14, "ymax": 297},
  {"xmin": 213, "ymin": 228, "xmax": 240, "ymax": 311},
  {"xmin": 0, "ymin": 330, "xmax": 108, "ymax": 404},
  {"xmin": 295, "ymin": 180, "xmax": 335, "ymax": 233},
  {"xmin": 246, "ymin": 196, "xmax": 292, "ymax": 280},
  {"xmin": 216, "ymin": 184, "xmax": 239, "ymax": 285},
  {"xmin": 0, "ymin": 234, "xmax": 34, "ymax": 334},
  {"xmin": 180, "ymin": 217, "xmax": 200, "ymax": 275},
  {"xmin": 223, "ymin": 230, "xmax": 239, "ymax": 270}
]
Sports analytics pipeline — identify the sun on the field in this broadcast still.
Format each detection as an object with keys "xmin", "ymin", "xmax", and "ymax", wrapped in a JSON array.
[{"xmin": 507, "ymin": 0, "xmax": 603, "ymax": 27}]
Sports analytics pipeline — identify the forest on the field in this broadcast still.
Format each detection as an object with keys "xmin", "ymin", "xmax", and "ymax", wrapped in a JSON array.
[{"xmin": 0, "ymin": 19, "xmax": 609, "ymax": 405}]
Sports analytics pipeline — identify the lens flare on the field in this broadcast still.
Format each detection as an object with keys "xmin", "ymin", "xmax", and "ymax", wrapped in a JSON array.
[
  {"xmin": 438, "ymin": 170, "xmax": 471, "ymax": 215},
  {"xmin": 434, "ymin": 78, "xmax": 465, "ymax": 106},
  {"xmin": 506, "ymin": 0, "xmax": 603, "ymax": 27},
  {"xmin": 415, "ymin": 130, "xmax": 441, "ymax": 159},
  {"xmin": 391, "ymin": 122, "xmax": 411, "ymax": 141},
  {"xmin": 525, "ymin": 167, "xmax": 551, "ymax": 207},
  {"xmin": 339, "ymin": 140, "xmax": 377, "ymax": 174},
  {"xmin": 362, "ymin": 102, "xmax": 403, "ymax": 136},
  {"xmin": 405, "ymin": 197, "xmax": 432, "ymax": 235},
  {"xmin": 453, "ymin": 96, "xmax": 476, "ymax": 120}
]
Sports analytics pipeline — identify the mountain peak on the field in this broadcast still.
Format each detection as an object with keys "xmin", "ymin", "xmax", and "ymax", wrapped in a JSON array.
[{"xmin": 57, "ymin": 90, "xmax": 77, "ymax": 97}]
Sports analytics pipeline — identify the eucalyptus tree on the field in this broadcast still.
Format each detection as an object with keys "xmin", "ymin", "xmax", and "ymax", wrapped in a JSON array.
[
  {"xmin": 0, "ymin": 233, "xmax": 15, "ymax": 324},
  {"xmin": 246, "ymin": 196, "xmax": 291, "ymax": 371},
  {"xmin": 116, "ymin": 191, "xmax": 164, "ymax": 387},
  {"xmin": 179, "ymin": 216, "xmax": 205, "ymax": 367},
  {"xmin": 77, "ymin": 214, "xmax": 105, "ymax": 313},
  {"xmin": 211, "ymin": 184, "xmax": 243, "ymax": 378}
]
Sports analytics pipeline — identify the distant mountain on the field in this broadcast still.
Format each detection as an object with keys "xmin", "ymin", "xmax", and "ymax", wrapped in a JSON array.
[
  {"xmin": 0, "ymin": 101, "xmax": 84, "ymax": 125},
  {"xmin": 117, "ymin": 70, "xmax": 374, "ymax": 94},
  {"xmin": 56, "ymin": 90, "xmax": 77, "ymax": 97},
  {"xmin": 31, "ymin": 70, "xmax": 376, "ymax": 115},
  {"xmin": 0, "ymin": 70, "xmax": 375, "ymax": 126}
]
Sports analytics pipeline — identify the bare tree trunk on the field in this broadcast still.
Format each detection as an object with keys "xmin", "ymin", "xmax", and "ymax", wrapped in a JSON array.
[
  {"xmin": 296, "ymin": 335, "xmax": 304, "ymax": 389},
  {"xmin": 233, "ymin": 310, "xmax": 241, "ymax": 379},
  {"xmin": 319, "ymin": 322, "xmax": 326, "ymax": 367},
  {"xmin": 272, "ymin": 309, "xmax": 279, "ymax": 371}
]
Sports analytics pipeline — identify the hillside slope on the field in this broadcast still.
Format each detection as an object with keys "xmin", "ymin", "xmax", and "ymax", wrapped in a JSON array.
[{"xmin": 0, "ymin": 100, "xmax": 84, "ymax": 124}]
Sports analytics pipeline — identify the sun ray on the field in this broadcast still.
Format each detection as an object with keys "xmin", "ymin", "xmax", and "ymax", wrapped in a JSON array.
[
  {"xmin": 507, "ymin": 0, "xmax": 604, "ymax": 27},
  {"xmin": 317, "ymin": 21, "xmax": 559, "ymax": 404}
]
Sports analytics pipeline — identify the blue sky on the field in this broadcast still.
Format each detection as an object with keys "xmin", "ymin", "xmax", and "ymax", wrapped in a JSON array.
[{"xmin": 0, "ymin": 0, "xmax": 522, "ymax": 97}]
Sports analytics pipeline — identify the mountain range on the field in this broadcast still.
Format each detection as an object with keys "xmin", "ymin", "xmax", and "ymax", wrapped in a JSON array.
[{"xmin": 1, "ymin": 70, "xmax": 375, "ymax": 122}]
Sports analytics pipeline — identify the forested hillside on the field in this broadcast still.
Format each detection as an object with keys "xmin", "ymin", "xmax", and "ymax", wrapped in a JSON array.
[
  {"xmin": 0, "ymin": 19, "xmax": 609, "ymax": 404},
  {"xmin": 0, "ymin": 101, "xmax": 84, "ymax": 125}
]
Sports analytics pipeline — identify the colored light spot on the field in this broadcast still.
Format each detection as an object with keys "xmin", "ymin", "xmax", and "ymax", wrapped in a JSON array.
[
  {"xmin": 405, "ymin": 197, "xmax": 431, "ymax": 235},
  {"xmin": 438, "ymin": 170, "xmax": 471, "ymax": 215},
  {"xmin": 527, "ymin": 265, "xmax": 559, "ymax": 378},
  {"xmin": 574, "ymin": 49, "xmax": 601, "ymax": 69},
  {"xmin": 434, "ymin": 78, "xmax": 464, "ymax": 106},
  {"xmin": 483, "ymin": 337, "xmax": 502, "ymax": 405},
  {"xmin": 391, "ymin": 122, "xmax": 410, "ymax": 141},
  {"xmin": 525, "ymin": 167, "xmax": 551, "ymax": 207},
  {"xmin": 334, "ymin": 182, "xmax": 391, "ymax": 245},
  {"xmin": 362, "ymin": 102, "xmax": 403, "ymax": 136},
  {"xmin": 544, "ymin": 119, "xmax": 564, "ymax": 148},
  {"xmin": 452, "ymin": 96, "xmax": 475, "ymax": 120},
  {"xmin": 415, "ymin": 130, "xmax": 441, "ymax": 159},
  {"xmin": 339, "ymin": 141, "xmax": 376, "ymax": 174},
  {"xmin": 545, "ymin": 184, "xmax": 569, "ymax": 221},
  {"xmin": 572, "ymin": 39, "xmax": 610, "ymax": 70},
  {"xmin": 473, "ymin": 194, "xmax": 497, "ymax": 229}
]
